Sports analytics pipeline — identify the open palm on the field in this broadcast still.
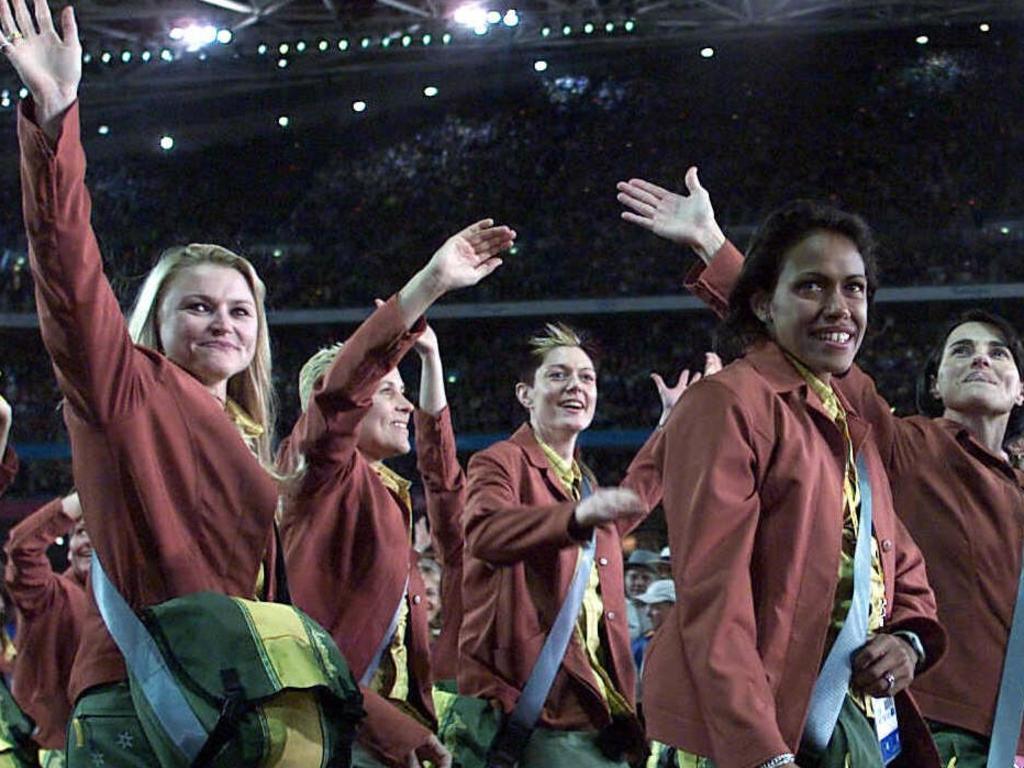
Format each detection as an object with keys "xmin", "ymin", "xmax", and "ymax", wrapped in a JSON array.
[
  {"xmin": 427, "ymin": 218, "xmax": 515, "ymax": 292},
  {"xmin": 617, "ymin": 168, "xmax": 716, "ymax": 247},
  {"xmin": 0, "ymin": 0, "xmax": 80, "ymax": 125}
]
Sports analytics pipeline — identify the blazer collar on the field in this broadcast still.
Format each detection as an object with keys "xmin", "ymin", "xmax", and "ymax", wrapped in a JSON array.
[
  {"xmin": 745, "ymin": 341, "xmax": 872, "ymax": 452},
  {"xmin": 510, "ymin": 423, "xmax": 580, "ymax": 501}
]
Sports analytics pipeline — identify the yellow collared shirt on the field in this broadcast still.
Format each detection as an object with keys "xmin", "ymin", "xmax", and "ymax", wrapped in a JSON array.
[
  {"xmin": 536, "ymin": 436, "xmax": 631, "ymax": 717},
  {"xmin": 367, "ymin": 461, "xmax": 414, "ymax": 702}
]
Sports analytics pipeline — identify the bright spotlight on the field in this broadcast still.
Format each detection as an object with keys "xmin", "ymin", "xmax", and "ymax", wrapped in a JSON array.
[
  {"xmin": 454, "ymin": 4, "xmax": 488, "ymax": 28},
  {"xmin": 533, "ymin": 59, "xmax": 548, "ymax": 72},
  {"xmin": 423, "ymin": 85, "xmax": 439, "ymax": 97},
  {"xmin": 257, "ymin": 43, "xmax": 267, "ymax": 54},
  {"xmin": 422, "ymin": 34, "xmax": 432, "ymax": 45},
  {"xmin": 503, "ymin": 9, "xmax": 519, "ymax": 27},
  {"xmin": 402, "ymin": 35, "xmax": 412, "ymax": 47},
  {"xmin": 318, "ymin": 39, "xmax": 329, "ymax": 51},
  {"xmin": 279, "ymin": 43, "xmax": 289, "ymax": 54},
  {"xmin": 352, "ymin": 100, "xmax": 367, "ymax": 113},
  {"xmin": 178, "ymin": 24, "xmax": 217, "ymax": 51},
  {"xmin": 486, "ymin": 10, "xmax": 501, "ymax": 24},
  {"xmin": 277, "ymin": 58, "xmax": 288, "ymax": 68},
  {"xmin": 442, "ymin": 32, "xmax": 452, "ymax": 44},
  {"xmin": 169, "ymin": 27, "xmax": 185, "ymax": 41},
  {"xmin": 296, "ymin": 41, "xmax": 307, "ymax": 52},
  {"xmin": 915, "ymin": 34, "xmax": 929, "ymax": 44},
  {"xmin": 605, "ymin": 22, "xmax": 614, "ymax": 32},
  {"xmin": 474, "ymin": 23, "xmax": 488, "ymax": 35},
  {"xmin": 979, "ymin": 22, "xmax": 990, "ymax": 32},
  {"xmin": 121, "ymin": 50, "xmax": 132, "ymax": 62},
  {"xmin": 540, "ymin": 26, "xmax": 550, "ymax": 37},
  {"xmin": 160, "ymin": 49, "xmax": 174, "ymax": 61},
  {"xmin": 159, "ymin": 135, "xmax": 175, "ymax": 151},
  {"xmin": 98, "ymin": 125, "xmax": 110, "ymax": 135},
  {"xmin": 624, "ymin": 19, "xmax": 635, "ymax": 32},
  {"xmin": 360, "ymin": 37, "xmax": 371, "ymax": 48},
  {"xmin": 217, "ymin": 29, "xmax": 233, "ymax": 44},
  {"xmin": 278, "ymin": 115, "xmax": 290, "ymax": 128},
  {"xmin": 339, "ymin": 39, "xmax": 349, "ymax": 50},
  {"xmin": 700, "ymin": 46, "xmax": 714, "ymax": 58},
  {"xmin": 583, "ymin": 22, "xmax": 594, "ymax": 34},
  {"xmin": 18, "ymin": 87, "xmax": 27, "ymax": 99},
  {"xmin": 562, "ymin": 24, "xmax": 571, "ymax": 35},
  {"xmin": 141, "ymin": 50, "xmax": 152, "ymax": 62},
  {"xmin": 100, "ymin": 51, "xmax": 112, "ymax": 63}
]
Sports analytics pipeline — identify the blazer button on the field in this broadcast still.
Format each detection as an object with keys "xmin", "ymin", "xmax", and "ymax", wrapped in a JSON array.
[
  {"xmin": 881, "ymin": 539, "xmax": 893, "ymax": 552},
  {"xmin": 606, "ymin": 611, "xmax": 616, "ymax": 620},
  {"xmin": 598, "ymin": 557, "xmax": 609, "ymax": 566},
  {"xmin": 413, "ymin": 595, "xmax": 422, "ymax": 605}
]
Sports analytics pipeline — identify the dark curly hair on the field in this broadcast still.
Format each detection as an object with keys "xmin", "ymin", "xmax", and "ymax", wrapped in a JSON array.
[{"xmin": 715, "ymin": 199, "xmax": 879, "ymax": 362}]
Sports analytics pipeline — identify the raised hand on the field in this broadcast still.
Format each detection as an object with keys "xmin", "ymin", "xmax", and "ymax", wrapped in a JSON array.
[
  {"xmin": 652, "ymin": 352, "xmax": 723, "ymax": 426},
  {"xmin": 574, "ymin": 488, "xmax": 644, "ymax": 529},
  {"xmin": 413, "ymin": 323, "xmax": 439, "ymax": 359},
  {"xmin": 424, "ymin": 219, "xmax": 515, "ymax": 294},
  {"xmin": 616, "ymin": 167, "xmax": 725, "ymax": 263},
  {"xmin": 0, "ymin": 0, "xmax": 80, "ymax": 137}
]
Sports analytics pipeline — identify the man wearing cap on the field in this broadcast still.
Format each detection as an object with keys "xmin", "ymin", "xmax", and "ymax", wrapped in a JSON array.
[
  {"xmin": 624, "ymin": 550, "xmax": 659, "ymax": 643},
  {"xmin": 631, "ymin": 580, "xmax": 676, "ymax": 673}
]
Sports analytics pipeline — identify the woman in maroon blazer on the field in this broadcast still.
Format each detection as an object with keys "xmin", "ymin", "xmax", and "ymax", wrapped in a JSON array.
[
  {"xmin": 620, "ymin": 170, "xmax": 1024, "ymax": 767},
  {"xmin": 617, "ymin": 191, "xmax": 945, "ymax": 767},
  {"xmin": 277, "ymin": 221, "xmax": 514, "ymax": 768},
  {"xmin": 459, "ymin": 322, "xmax": 678, "ymax": 766}
]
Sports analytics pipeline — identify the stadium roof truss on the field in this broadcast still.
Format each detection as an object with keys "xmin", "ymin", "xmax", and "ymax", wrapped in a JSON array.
[{"xmin": 74, "ymin": 0, "xmax": 1024, "ymax": 49}]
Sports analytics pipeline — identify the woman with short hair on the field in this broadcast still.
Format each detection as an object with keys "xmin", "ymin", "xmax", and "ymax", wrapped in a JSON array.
[{"xmin": 619, "ymin": 184, "xmax": 945, "ymax": 768}]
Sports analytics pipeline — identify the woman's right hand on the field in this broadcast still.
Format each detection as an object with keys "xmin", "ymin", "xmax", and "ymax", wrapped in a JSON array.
[
  {"xmin": 0, "ymin": 0, "xmax": 81, "ymax": 137},
  {"xmin": 616, "ymin": 167, "xmax": 726, "ymax": 264}
]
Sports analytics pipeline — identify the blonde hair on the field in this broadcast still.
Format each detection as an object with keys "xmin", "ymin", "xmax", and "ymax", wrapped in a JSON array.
[
  {"xmin": 518, "ymin": 322, "xmax": 598, "ymax": 384},
  {"xmin": 529, "ymin": 322, "xmax": 585, "ymax": 356},
  {"xmin": 126, "ymin": 244, "xmax": 277, "ymax": 465},
  {"xmin": 298, "ymin": 342, "xmax": 344, "ymax": 412}
]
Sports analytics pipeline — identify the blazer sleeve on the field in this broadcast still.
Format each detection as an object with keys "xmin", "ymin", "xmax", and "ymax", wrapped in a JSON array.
[
  {"xmin": 615, "ymin": 426, "xmax": 665, "ymax": 538},
  {"xmin": 464, "ymin": 449, "xmax": 578, "ymax": 565},
  {"xmin": 358, "ymin": 685, "xmax": 435, "ymax": 767},
  {"xmin": 279, "ymin": 296, "xmax": 424, "ymax": 483},
  {"xmin": 662, "ymin": 379, "xmax": 791, "ymax": 766},
  {"xmin": 19, "ymin": 100, "xmax": 143, "ymax": 425},
  {"xmin": 4, "ymin": 498, "xmax": 67, "ymax": 617},
  {"xmin": 415, "ymin": 406, "xmax": 465, "ymax": 569},
  {"xmin": 682, "ymin": 239, "xmax": 745, "ymax": 319}
]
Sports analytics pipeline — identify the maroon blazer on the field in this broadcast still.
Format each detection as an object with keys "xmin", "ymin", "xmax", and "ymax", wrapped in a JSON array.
[
  {"xmin": 416, "ymin": 412, "xmax": 467, "ymax": 683},
  {"xmin": 694, "ymin": 240, "xmax": 1024, "ymax": 748},
  {"xmin": 278, "ymin": 299, "xmax": 465, "ymax": 765},
  {"xmin": 18, "ymin": 101, "xmax": 282, "ymax": 704},
  {"xmin": 459, "ymin": 424, "xmax": 663, "ymax": 731},
  {"xmin": 4, "ymin": 498, "xmax": 87, "ymax": 749},
  {"xmin": 644, "ymin": 341, "xmax": 945, "ymax": 768}
]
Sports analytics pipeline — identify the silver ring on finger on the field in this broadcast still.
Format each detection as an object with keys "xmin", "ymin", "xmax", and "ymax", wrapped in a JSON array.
[
  {"xmin": 8, "ymin": 30, "xmax": 22, "ymax": 43},
  {"xmin": 884, "ymin": 671, "xmax": 896, "ymax": 692}
]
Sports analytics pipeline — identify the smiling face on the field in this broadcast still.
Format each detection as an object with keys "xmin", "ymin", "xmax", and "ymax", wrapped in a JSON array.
[
  {"xmin": 516, "ymin": 345, "xmax": 597, "ymax": 438},
  {"xmin": 157, "ymin": 264, "xmax": 258, "ymax": 400},
  {"xmin": 754, "ymin": 230, "xmax": 868, "ymax": 382},
  {"xmin": 356, "ymin": 367, "xmax": 414, "ymax": 461},
  {"xmin": 934, "ymin": 321, "xmax": 1024, "ymax": 419},
  {"xmin": 66, "ymin": 494, "xmax": 91, "ymax": 581}
]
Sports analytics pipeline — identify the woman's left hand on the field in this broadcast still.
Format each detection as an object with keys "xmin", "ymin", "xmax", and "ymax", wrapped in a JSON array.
[{"xmin": 851, "ymin": 634, "xmax": 918, "ymax": 697}]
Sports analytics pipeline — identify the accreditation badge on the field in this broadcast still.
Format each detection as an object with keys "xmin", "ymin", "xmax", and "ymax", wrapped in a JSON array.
[{"xmin": 871, "ymin": 696, "xmax": 901, "ymax": 764}]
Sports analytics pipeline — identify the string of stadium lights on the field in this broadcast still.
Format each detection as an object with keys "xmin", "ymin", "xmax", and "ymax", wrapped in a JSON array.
[{"xmin": 0, "ymin": 15, "xmax": 996, "ymax": 153}]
